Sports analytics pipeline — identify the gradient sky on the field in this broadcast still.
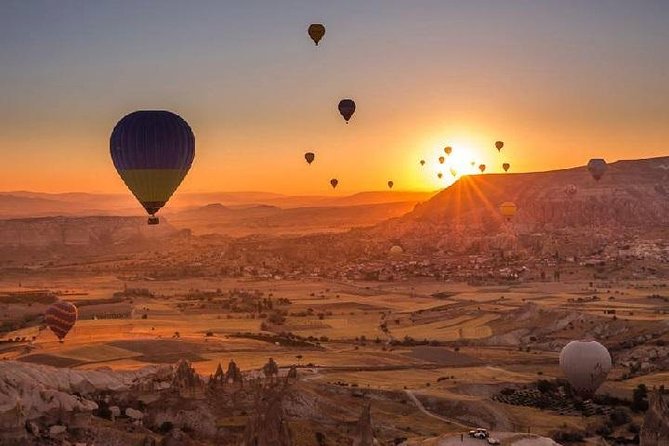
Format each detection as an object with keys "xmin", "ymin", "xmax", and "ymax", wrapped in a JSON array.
[{"xmin": 1, "ymin": 1, "xmax": 668, "ymax": 194}]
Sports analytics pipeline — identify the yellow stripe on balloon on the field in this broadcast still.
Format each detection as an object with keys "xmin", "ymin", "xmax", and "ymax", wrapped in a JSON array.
[{"xmin": 117, "ymin": 169, "xmax": 189, "ymax": 203}]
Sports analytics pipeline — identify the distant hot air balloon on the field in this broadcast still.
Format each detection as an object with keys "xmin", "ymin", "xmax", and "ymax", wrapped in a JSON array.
[
  {"xmin": 45, "ymin": 300, "xmax": 78, "ymax": 342},
  {"xmin": 389, "ymin": 245, "xmax": 404, "ymax": 256},
  {"xmin": 308, "ymin": 24, "xmax": 325, "ymax": 46},
  {"xmin": 502, "ymin": 163, "xmax": 510, "ymax": 172},
  {"xmin": 495, "ymin": 141, "xmax": 504, "ymax": 151},
  {"xmin": 419, "ymin": 160, "xmax": 426, "ymax": 166},
  {"xmin": 470, "ymin": 161, "xmax": 476, "ymax": 167},
  {"xmin": 587, "ymin": 158, "xmax": 607, "ymax": 181},
  {"xmin": 304, "ymin": 152, "xmax": 315, "ymax": 165},
  {"xmin": 444, "ymin": 146, "xmax": 452, "ymax": 156},
  {"xmin": 479, "ymin": 164, "xmax": 486, "ymax": 173},
  {"xmin": 499, "ymin": 202, "xmax": 517, "ymax": 221},
  {"xmin": 450, "ymin": 168, "xmax": 457, "ymax": 178},
  {"xmin": 438, "ymin": 156, "xmax": 445, "ymax": 164},
  {"xmin": 559, "ymin": 340, "xmax": 612, "ymax": 399},
  {"xmin": 110, "ymin": 110, "xmax": 195, "ymax": 225},
  {"xmin": 330, "ymin": 178, "xmax": 339, "ymax": 189},
  {"xmin": 387, "ymin": 180, "xmax": 394, "ymax": 189},
  {"xmin": 564, "ymin": 184, "xmax": 577, "ymax": 197},
  {"xmin": 437, "ymin": 172, "xmax": 443, "ymax": 179},
  {"xmin": 338, "ymin": 99, "xmax": 356, "ymax": 123}
]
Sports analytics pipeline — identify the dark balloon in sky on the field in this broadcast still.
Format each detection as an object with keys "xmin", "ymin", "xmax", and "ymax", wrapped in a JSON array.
[
  {"xmin": 587, "ymin": 158, "xmax": 607, "ymax": 181},
  {"xmin": 308, "ymin": 24, "xmax": 325, "ymax": 46},
  {"xmin": 330, "ymin": 178, "xmax": 338, "ymax": 189},
  {"xmin": 304, "ymin": 152, "xmax": 315, "ymax": 165},
  {"xmin": 502, "ymin": 162, "xmax": 510, "ymax": 172},
  {"xmin": 110, "ymin": 110, "xmax": 195, "ymax": 225},
  {"xmin": 338, "ymin": 99, "xmax": 356, "ymax": 123}
]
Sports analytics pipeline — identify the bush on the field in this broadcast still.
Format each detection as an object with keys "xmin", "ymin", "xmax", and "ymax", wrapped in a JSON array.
[{"xmin": 609, "ymin": 408, "xmax": 631, "ymax": 426}]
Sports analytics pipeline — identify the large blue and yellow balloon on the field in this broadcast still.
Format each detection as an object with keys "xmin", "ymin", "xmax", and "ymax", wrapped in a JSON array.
[{"xmin": 110, "ymin": 111, "xmax": 195, "ymax": 224}]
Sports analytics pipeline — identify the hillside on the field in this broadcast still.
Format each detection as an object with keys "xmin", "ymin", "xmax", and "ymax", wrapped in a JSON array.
[{"xmin": 370, "ymin": 156, "xmax": 669, "ymax": 255}]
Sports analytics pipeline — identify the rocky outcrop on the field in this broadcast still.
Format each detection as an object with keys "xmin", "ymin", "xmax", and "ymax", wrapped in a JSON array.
[
  {"xmin": 352, "ymin": 402, "xmax": 379, "ymax": 446},
  {"xmin": 243, "ymin": 388, "xmax": 292, "ymax": 446},
  {"xmin": 640, "ymin": 389, "xmax": 669, "ymax": 446},
  {"xmin": 0, "ymin": 360, "xmax": 171, "ymax": 445},
  {"xmin": 171, "ymin": 359, "xmax": 203, "ymax": 396},
  {"xmin": 226, "ymin": 359, "xmax": 244, "ymax": 385}
]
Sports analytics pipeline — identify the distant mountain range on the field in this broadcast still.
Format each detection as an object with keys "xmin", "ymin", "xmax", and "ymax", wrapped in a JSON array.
[{"xmin": 0, "ymin": 190, "xmax": 436, "ymax": 219}]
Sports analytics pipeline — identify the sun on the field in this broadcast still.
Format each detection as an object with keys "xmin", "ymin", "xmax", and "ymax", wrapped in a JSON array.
[{"xmin": 418, "ymin": 142, "xmax": 482, "ymax": 188}]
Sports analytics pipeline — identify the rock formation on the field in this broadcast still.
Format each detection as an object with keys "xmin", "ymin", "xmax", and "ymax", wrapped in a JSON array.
[
  {"xmin": 242, "ymin": 388, "xmax": 292, "ymax": 446},
  {"xmin": 640, "ymin": 389, "xmax": 669, "ymax": 446},
  {"xmin": 0, "ymin": 360, "xmax": 171, "ymax": 445},
  {"xmin": 352, "ymin": 402, "xmax": 379, "ymax": 446},
  {"xmin": 262, "ymin": 357, "xmax": 279, "ymax": 384},
  {"xmin": 226, "ymin": 359, "xmax": 244, "ymax": 385},
  {"xmin": 171, "ymin": 359, "xmax": 202, "ymax": 396}
]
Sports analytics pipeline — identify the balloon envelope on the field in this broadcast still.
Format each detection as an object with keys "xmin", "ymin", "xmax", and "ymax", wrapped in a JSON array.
[
  {"xmin": 45, "ymin": 300, "xmax": 78, "ymax": 341},
  {"xmin": 420, "ymin": 160, "xmax": 426, "ymax": 166},
  {"xmin": 499, "ymin": 202, "xmax": 517, "ymax": 221},
  {"xmin": 304, "ymin": 152, "xmax": 315, "ymax": 164},
  {"xmin": 389, "ymin": 245, "xmax": 403, "ymax": 255},
  {"xmin": 495, "ymin": 141, "xmax": 504, "ymax": 151},
  {"xmin": 437, "ymin": 172, "xmax": 443, "ymax": 179},
  {"xmin": 338, "ymin": 99, "xmax": 356, "ymax": 123},
  {"xmin": 308, "ymin": 24, "xmax": 325, "ymax": 45},
  {"xmin": 559, "ymin": 340, "xmax": 611, "ymax": 399},
  {"xmin": 450, "ymin": 168, "xmax": 457, "ymax": 177},
  {"xmin": 479, "ymin": 164, "xmax": 486, "ymax": 173},
  {"xmin": 444, "ymin": 146, "xmax": 452, "ymax": 156},
  {"xmin": 438, "ymin": 156, "xmax": 445, "ymax": 164},
  {"xmin": 587, "ymin": 158, "xmax": 607, "ymax": 181},
  {"xmin": 502, "ymin": 163, "xmax": 510, "ymax": 172},
  {"xmin": 387, "ymin": 180, "xmax": 394, "ymax": 189},
  {"xmin": 330, "ymin": 178, "xmax": 338, "ymax": 189},
  {"xmin": 110, "ymin": 111, "xmax": 195, "ymax": 222}
]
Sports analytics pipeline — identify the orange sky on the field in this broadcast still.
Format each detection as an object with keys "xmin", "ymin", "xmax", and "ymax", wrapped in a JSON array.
[{"xmin": 1, "ymin": 2, "xmax": 668, "ymax": 195}]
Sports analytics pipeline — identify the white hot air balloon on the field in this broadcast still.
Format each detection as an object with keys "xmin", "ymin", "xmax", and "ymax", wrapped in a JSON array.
[{"xmin": 559, "ymin": 340, "xmax": 612, "ymax": 399}]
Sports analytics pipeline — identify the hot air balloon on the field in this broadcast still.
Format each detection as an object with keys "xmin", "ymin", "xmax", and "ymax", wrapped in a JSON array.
[
  {"xmin": 308, "ymin": 24, "xmax": 325, "ymax": 46},
  {"xmin": 338, "ymin": 99, "xmax": 356, "ymax": 123},
  {"xmin": 587, "ymin": 158, "xmax": 607, "ymax": 181},
  {"xmin": 559, "ymin": 340, "xmax": 612, "ymax": 399},
  {"xmin": 564, "ymin": 184, "xmax": 577, "ymax": 197},
  {"xmin": 479, "ymin": 164, "xmax": 486, "ymax": 173},
  {"xmin": 304, "ymin": 152, "xmax": 315, "ymax": 165},
  {"xmin": 495, "ymin": 141, "xmax": 504, "ymax": 151},
  {"xmin": 330, "ymin": 178, "xmax": 339, "ymax": 189},
  {"xmin": 437, "ymin": 172, "xmax": 443, "ymax": 179},
  {"xmin": 387, "ymin": 180, "xmax": 394, "ymax": 189},
  {"xmin": 420, "ymin": 160, "xmax": 426, "ymax": 166},
  {"xmin": 45, "ymin": 300, "xmax": 78, "ymax": 342},
  {"xmin": 389, "ymin": 245, "xmax": 404, "ymax": 256},
  {"xmin": 444, "ymin": 146, "xmax": 452, "ymax": 156},
  {"xmin": 450, "ymin": 168, "xmax": 457, "ymax": 177},
  {"xmin": 502, "ymin": 163, "xmax": 510, "ymax": 172},
  {"xmin": 438, "ymin": 156, "xmax": 445, "ymax": 164},
  {"xmin": 470, "ymin": 161, "xmax": 476, "ymax": 167},
  {"xmin": 499, "ymin": 202, "xmax": 517, "ymax": 221},
  {"xmin": 110, "ymin": 110, "xmax": 195, "ymax": 225}
]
